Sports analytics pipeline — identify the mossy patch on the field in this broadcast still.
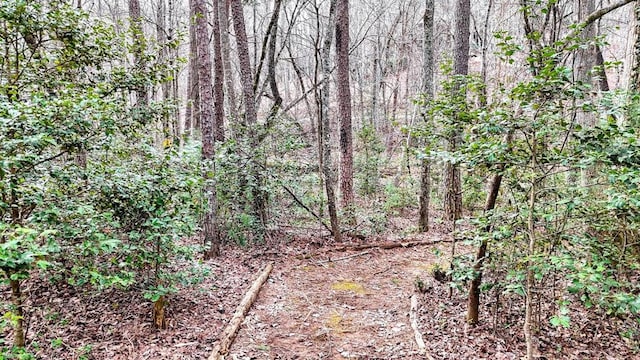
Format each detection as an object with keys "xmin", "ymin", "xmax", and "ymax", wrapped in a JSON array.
[
  {"xmin": 331, "ymin": 280, "xmax": 366, "ymax": 294},
  {"xmin": 326, "ymin": 311, "xmax": 353, "ymax": 334}
]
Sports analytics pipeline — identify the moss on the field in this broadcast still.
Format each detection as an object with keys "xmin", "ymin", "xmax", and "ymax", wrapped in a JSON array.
[{"xmin": 331, "ymin": 280, "xmax": 366, "ymax": 294}]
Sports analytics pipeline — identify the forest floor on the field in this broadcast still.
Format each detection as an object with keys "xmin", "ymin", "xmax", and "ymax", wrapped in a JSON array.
[{"xmin": 5, "ymin": 218, "xmax": 640, "ymax": 359}]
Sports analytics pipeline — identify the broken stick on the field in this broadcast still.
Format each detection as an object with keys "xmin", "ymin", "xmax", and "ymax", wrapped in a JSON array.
[
  {"xmin": 208, "ymin": 263, "xmax": 274, "ymax": 360},
  {"xmin": 410, "ymin": 294, "xmax": 434, "ymax": 360}
]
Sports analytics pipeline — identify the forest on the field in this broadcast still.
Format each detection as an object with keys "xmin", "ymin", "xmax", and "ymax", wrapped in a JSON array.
[{"xmin": 1, "ymin": 0, "xmax": 640, "ymax": 358}]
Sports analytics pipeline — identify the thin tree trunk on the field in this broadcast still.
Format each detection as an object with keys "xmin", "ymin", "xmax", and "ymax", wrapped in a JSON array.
[
  {"xmin": 192, "ymin": 0, "xmax": 221, "ymax": 258},
  {"xmin": 265, "ymin": 0, "xmax": 283, "ymax": 126},
  {"xmin": 444, "ymin": 0, "xmax": 470, "ymax": 223},
  {"xmin": 524, "ymin": 133, "xmax": 538, "ymax": 360},
  {"xmin": 467, "ymin": 131, "xmax": 512, "ymax": 325},
  {"xmin": 10, "ymin": 277, "xmax": 25, "ymax": 347},
  {"xmin": 212, "ymin": 0, "xmax": 225, "ymax": 142},
  {"xmin": 630, "ymin": 2, "xmax": 640, "ymax": 91},
  {"xmin": 419, "ymin": 0, "xmax": 434, "ymax": 233},
  {"xmin": 320, "ymin": 0, "xmax": 341, "ymax": 242},
  {"xmin": 219, "ymin": 0, "xmax": 238, "ymax": 124},
  {"xmin": 185, "ymin": 5, "xmax": 200, "ymax": 136},
  {"xmin": 336, "ymin": 0, "xmax": 354, "ymax": 214}
]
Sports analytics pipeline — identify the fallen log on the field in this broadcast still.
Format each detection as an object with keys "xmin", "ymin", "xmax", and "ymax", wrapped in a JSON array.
[
  {"xmin": 208, "ymin": 263, "xmax": 274, "ymax": 360},
  {"xmin": 298, "ymin": 238, "xmax": 449, "ymax": 260}
]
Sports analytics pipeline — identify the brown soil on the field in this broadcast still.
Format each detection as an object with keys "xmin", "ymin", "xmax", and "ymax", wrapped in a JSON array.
[{"xmin": 3, "ymin": 229, "xmax": 639, "ymax": 359}]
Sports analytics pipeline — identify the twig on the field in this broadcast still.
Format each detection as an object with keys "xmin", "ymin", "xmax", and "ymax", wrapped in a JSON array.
[{"xmin": 208, "ymin": 263, "xmax": 274, "ymax": 360}]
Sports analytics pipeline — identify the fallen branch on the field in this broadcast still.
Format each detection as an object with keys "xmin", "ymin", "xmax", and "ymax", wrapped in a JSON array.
[
  {"xmin": 410, "ymin": 295, "xmax": 434, "ymax": 360},
  {"xmin": 297, "ymin": 238, "xmax": 449, "ymax": 259},
  {"xmin": 208, "ymin": 263, "xmax": 274, "ymax": 360},
  {"xmin": 317, "ymin": 250, "xmax": 370, "ymax": 264},
  {"xmin": 281, "ymin": 184, "xmax": 333, "ymax": 234}
]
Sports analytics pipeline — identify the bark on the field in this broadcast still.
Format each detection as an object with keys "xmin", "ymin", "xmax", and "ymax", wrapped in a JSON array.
[
  {"xmin": 631, "ymin": 2, "xmax": 640, "ymax": 91},
  {"xmin": 192, "ymin": 0, "xmax": 220, "ymax": 258},
  {"xmin": 320, "ymin": 0, "xmax": 341, "ymax": 242},
  {"xmin": 336, "ymin": 0, "xmax": 354, "ymax": 212},
  {"xmin": 10, "ymin": 277, "xmax": 25, "ymax": 347},
  {"xmin": 208, "ymin": 263, "xmax": 274, "ymax": 360},
  {"xmin": 444, "ymin": 0, "xmax": 470, "ymax": 222},
  {"xmin": 185, "ymin": 4, "xmax": 200, "ymax": 135},
  {"xmin": 265, "ymin": 0, "xmax": 284, "ymax": 127},
  {"xmin": 419, "ymin": 0, "xmax": 434, "ymax": 233},
  {"xmin": 219, "ymin": 0, "xmax": 238, "ymax": 123},
  {"xmin": 212, "ymin": 0, "xmax": 225, "ymax": 142}
]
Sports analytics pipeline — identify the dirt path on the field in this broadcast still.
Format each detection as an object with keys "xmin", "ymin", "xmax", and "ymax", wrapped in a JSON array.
[{"xmin": 228, "ymin": 242, "xmax": 445, "ymax": 359}]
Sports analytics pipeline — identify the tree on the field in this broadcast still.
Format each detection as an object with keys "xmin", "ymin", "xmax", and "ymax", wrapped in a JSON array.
[
  {"xmin": 319, "ymin": 0, "xmax": 342, "ymax": 242},
  {"xmin": 336, "ymin": 0, "xmax": 354, "ymax": 213},
  {"xmin": 418, "ymin": 0, "xmax": 434, "ymax": 233},
  {"xmin": 191, "ymin": 0, "xmax": 221, "ymax": 258},
  {"xmin": 212, "ymin": 0, "xmax": 226, "ymax": 142},
  {"xmin": 444, "ymin": 0, "xmax": 470, "ymax": 222}
]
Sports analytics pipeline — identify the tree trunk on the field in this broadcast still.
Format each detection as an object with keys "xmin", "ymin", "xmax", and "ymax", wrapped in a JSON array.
[
  {"xmin": 265, "ymin": 0, "xmax": 283, "ymax": 125},
  {"xmin": 336, "ymin": 0, "xmax": 354, "ymax": 214},
  {"xmin": 320, "ymin": 0, "xmax": 341, "ymax": 242},
  {"xmin": 444, "ymin": 0, "xmax": 470, "ymax": 223},
  {"xmin": 185, "ymin": 4, "xmax": 200, "ymax": 136},
  {"xmin": 419, "ymin": 0, "xmax": 434, "ymax": 233},
  {"xmin": 219, "ymin": 0, "xmax": 238, "ymax": 124},
  {"xmin": 10, "ymin": 277, "xmax": 25, "ymax": 347},
  {"xmin": 192, "ymin": 0, "xmax": 221, "ymax": 258},
  {"xmin": 212, "ymin": 0, "xmax": 225, "ymax": 142},
  {"xmin": 467, "ymin": 131, "xmax": 512, "ymax": 325},
  {"xmin": 630, "ymin": 3, "xmax": 640, "ymax": 92}
]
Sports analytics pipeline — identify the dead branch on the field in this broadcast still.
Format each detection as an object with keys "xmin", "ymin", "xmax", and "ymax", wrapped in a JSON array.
[
  {"xmin": 297, "ymin": 238, "xmax": 450, "ymax": 259},
  {"xmin": 208, "ymin": 263, "xmax": 274, "ymax": 360},
  {"xmin": 410, "ymin": 295, "xmax": 433, "ymax": 359},
  {"xmin": 318, "ymin": 250, "xmax": 370, "ymax": 264}
]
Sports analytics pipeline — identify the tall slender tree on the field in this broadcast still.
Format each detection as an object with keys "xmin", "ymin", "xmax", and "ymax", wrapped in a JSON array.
[
  {"xmin": 192, "ymin": 0, "xmax": 220, "ymax": 257},
  {"xmin": 336, "ymin": 0, "xmax": 354, "ymax": 214},
  {"xmin": 444, "ymin": 0, "xmax": 470, "ymax": 222},
  {"xmin": 418, "ymin": 0, "xmax": 434, "ymax": 233},
  {"xmin": 319, "ymin": 0, "xmax": 341, "ymax": 242},
  {"xmin": 212, "ymin": 0, "xmax": 225, "ymax": 142}
]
